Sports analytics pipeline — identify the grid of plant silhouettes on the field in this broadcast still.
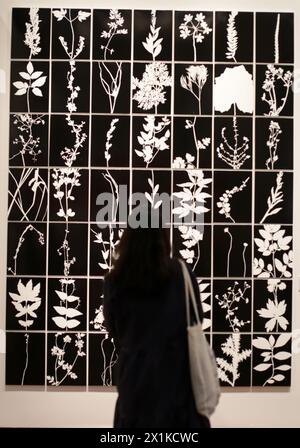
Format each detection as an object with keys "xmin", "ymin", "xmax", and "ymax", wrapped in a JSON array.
[{"xmin": 7, "ymin": 8, "xmax": 293, "ymax": 388}]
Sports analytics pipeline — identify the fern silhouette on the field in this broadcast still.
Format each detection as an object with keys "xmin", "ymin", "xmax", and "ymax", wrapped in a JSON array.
[
  {"xmin": 226, "ymin": 11, "xmax": 238, "ymax": 62},
  {"xmin": 260, "ymin": 171, "xmax": 283, "ymax": 223}
]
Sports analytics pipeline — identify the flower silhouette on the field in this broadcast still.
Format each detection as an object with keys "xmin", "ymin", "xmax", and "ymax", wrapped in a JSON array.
[{"xmin": 132, "ymin": 62, "xmax": 172, "ymax": 111}]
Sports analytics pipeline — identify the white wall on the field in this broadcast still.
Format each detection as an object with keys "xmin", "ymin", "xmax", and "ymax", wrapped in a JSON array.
[{"xmin": 0, "ymin": 0, "xmax": 299, "ymax": 428}]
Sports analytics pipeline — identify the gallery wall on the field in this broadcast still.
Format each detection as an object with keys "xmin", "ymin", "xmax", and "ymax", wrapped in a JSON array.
[{"xmin": 1, "ymin": 0, "xmax": 300, "ymax": 428}]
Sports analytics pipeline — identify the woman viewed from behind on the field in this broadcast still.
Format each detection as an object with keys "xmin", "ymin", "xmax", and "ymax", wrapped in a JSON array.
[{"xmin": 103, "ymin": 210, "xmax": 210, "ymax": 428}]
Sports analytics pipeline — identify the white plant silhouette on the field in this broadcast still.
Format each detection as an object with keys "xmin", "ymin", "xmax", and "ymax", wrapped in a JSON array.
[
  {"xmin": 274, "ymin": 14, "xmax": 280, "ymax": 63},
  {"xmin": 262, "ymin": 64, "xmax": 293, "ymax": 116},
  {"xmin": 173, "ymin": 170, "xmax": 211, "ymax": 270},
  {"xmin": 47, "ymin": 333, "xmax": 86, "ymax": 386},
  {"xmin": 180, "ymin": 65, "xmax": 208, "ymax": 115},
  {"xmin": 52, "ymin": 8, "xmax": 89, "ymax": 165},
  {"xmin": 214, "ymin": 57, "xmax": 253, "ymax": 169},
  {"xmin": 46, "ymin": 11, "xmax": 91, "ymax": 382},
  {"xmin": 257, "ymin": 279, "xmax": 289, "ymax": 332},
  {"xmin": 216, "ymin": 333, "xmax": 251, "ymax": 386},
  {"xmin": 266, "ymin": 121, "xmax": 282, "ymax": 169},
  {"xmin": 253, "ymin": 334, "xmax": 291, "ymax": 386},
  {"xmin": 9, "ymin": 279, "xmax": 42, "ymax": 384},
  {"xmin": 11, "ymin": 58, "xmax": 48, "ymax": 218},
  {"xmin": 215, "ymin": 281, "xmax": 250, "ymax": 332},
  {"xmin": 260, "ymin": 171, "xmax": 283, "ymax": 223},
  {"xmin": 224, "ymin": 227, "xmax": 248, "ymax": 277},
  {"xmin": 132, "ymin": 10, "xmax": 172, "ymax": 114},
  {"xmin": 177, "ymin": 225, "xmax": 203, "ymax": 270},
  {"xmin": 226, "ymin": 11, "xmax": 238, "ymax": 62},
  {"xmin": 217, "ymin": 177, "xmax": 250, "ymax": 222},
  {"xmin": 100, "ymin": 9, "xmax": 128, "ymax": 59},
  {"xmin": 98, "ymin": 9, "xmax": 128, "ymax": 113},
  {"xmin": 253, "ymin": 225, "xmax": 293, "ymax": 280},
  {"xmin": 24, "ymin": 7, "xmax": 41, "ymax": 58},
  {"xmin": 135, "ymin": 116, "xmax": 170, "ymax": 168},
  {"xmin": 8, "ymin": 224, "xmax": 45, "ymax": 276},
  {"xmin": 181, "ymin": 119, "xmax": 210, "ymax": 169},
  {"xmin": 179, "ymin": 13, "xmax": 212, "ymax": 62},
  {"xmin": 11, "ymin": 9, "xmax": 45, "ymax": 165},
  {"xmin": 254, "ymin": 225, "xmax": 292, "ymax": 333},
  {"xmin": 92, "ymin": 119, "xmax": 123, "ymax": 272},
  {"xmin": 8, "ymin": 168, "xmax": 48, "ymax": 221}
]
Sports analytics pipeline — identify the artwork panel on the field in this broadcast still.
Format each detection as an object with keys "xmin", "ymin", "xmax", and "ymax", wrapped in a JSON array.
[
  {"xmin": 213, "ymin": 333, "xmax": 252, "ymax": 386},
  {"xmin": 215, "ymin": 12, "xmax": 253, "ymax": 63},
  {"xmin": 91, "ymin": 115, "xmax": 130, "ymax": 168},
  {"xmin": 92, "ymin": 61, "xmax": 131, "ymax": 113},
  {"xmin": 90, "ymin": 224, "xmax": 124, "ymax": 276},
  {"xmin": 256, "ymin": 13, "xmax": 294, "ymax": 63},
  {"xmin": 50, "ymin": 114, "xmax": 89, "ymax": 167},
  {"xmin": 88, "ymin": 333, "xmax": 118, "ymax": 386},
  {"xmin": 212, "ymin": 279, "xmax": 252, "ymax": 332},
  {"xmin": 173, "ymin": 169, "xmax": 212, "ymax": 225},
  {"xmin": 134, "ymin": 10, "xmax": 172, "ymax": 61},
  {"xmin": 9, "ymin": 114, "xmax": 49, "ymax": 167},
  {"xmin": 173, "ymin": 224, "xmax": 211, "ymax": 278},
  {"xmin": 174, "ymin": 63, "xmax": 212, "ymax": 115},
  {"xmin": 51, "ymin": 61, "xmax": 90, "ymax": 113},
  {"xmin": 93, "ymin": 9, "xmax": 132, "ymax": 61},
  {"xmin": 255, "ymin": 171, "xmax": 293, "ymax": 224},
  {"xmin": 173, "ymin": 116, "xmax": 212, "ymax": 169},
  {"xmin": 197, "ymin": 278, "xmax": 211, "ymax": 332},
  {"xmin": 6, "ymin": 276, "xmax": 46, "ymax": 331},
  {"xmin": 214, "ymin": 116, "xmax": 252, "ymax": 170},
  {"xmin": 213, "ymin": 224, "xmax": 252, "ymax": 278},
  {"xmin": 213, "ymin": 171, "xmax": 252, "ymax": 223},
  {"xmin": 6, "ymin": 332, "xmax": 45, "ymax": 385},
  {"xmin": 90, "ymin": 169, "xmax": 130, "ymax": 223},
  {"xmin": 253, "ymin": 224, "xmax": 293, "ymax": 280},
  {"xmin": 48, "ymin": 223, "xmax": 88, "ymax": 275},
  {"xmin": 253, "ymin": 279, "xmax": 292, "ymax": 333},
  {"xmin": 49, "ymin": 168, "xmax": 89, "ymax": 222},
  {"xmin": 47, "ymin": 277, "xmax": 87, "ymax": 331},
  {"xmin": 89, "ymin": 278, "xmax": 105, "ymax": 332},
  {"xmin": 255, "ymin": 64, "xmax": 293, "ymax": 117},
  {"xmin": 174, "ymin": 11, "xmax": 213, "ymax": 62},
  {"xmin": 255, "ymin": 118, "xmax": 293, "ymax": 170},
  {"xmin": 7, "ymin": 222, "xmax": 47, "ymax": 276},
  {"xmin": 10, "ymin": 61, "xmax": 49, "ymax": 113},
  {"xmin": 11, "ymin": 8, "xmax": 51, "ymax": 59},
  {"xmin": 132, "ymin": 62, "xmax": 172, "ymax": 114},
  {"xmin": 132, "ymin": 115, "xmax": 172, "ymax": 168},
  {"xmin": 47, "ymin": 332, "xmax": 87, "ymax": 386},
  {"xmin": 252, "ymin": 333, "xmax": 291, "ymax": 386},
  {"xmin": 52, "ymin": 8, "xmax": 91, "ymax": 60},
  {"xmin": 214, "ymin": 63, "xmax": 254, "ymax": 116},
  {"xmin": 8, "ymin": 167, "xmax": 48, "ymax": 222}
]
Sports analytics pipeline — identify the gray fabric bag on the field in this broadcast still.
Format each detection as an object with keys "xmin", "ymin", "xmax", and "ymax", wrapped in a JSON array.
[{"xmin": 179, "ymin": 259, "xmax": 221, "ymax": 418}]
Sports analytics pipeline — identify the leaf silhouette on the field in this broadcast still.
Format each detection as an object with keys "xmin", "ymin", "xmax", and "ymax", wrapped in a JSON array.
[
  {"xmin": 254, "ymin": 363, "xmax": 271, "ymax": 372},
  {"xmin": 274, "ymin": 334, "xmax": 291, "ymax": 348},
  {"xmin": 274, "ymin": 351, "xmax": 291, "ymax": 361}
]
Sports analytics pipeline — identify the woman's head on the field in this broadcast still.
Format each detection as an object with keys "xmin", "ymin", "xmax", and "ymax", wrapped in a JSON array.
[{"xmin": 107, "ymin": 208, "xmax": 172, "ymax": 292}]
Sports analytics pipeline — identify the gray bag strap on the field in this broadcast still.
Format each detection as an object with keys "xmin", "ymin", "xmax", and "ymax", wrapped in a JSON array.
[{"xmin": 179, "ymin": 259, "xmax": 201, "ymax": 326}]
